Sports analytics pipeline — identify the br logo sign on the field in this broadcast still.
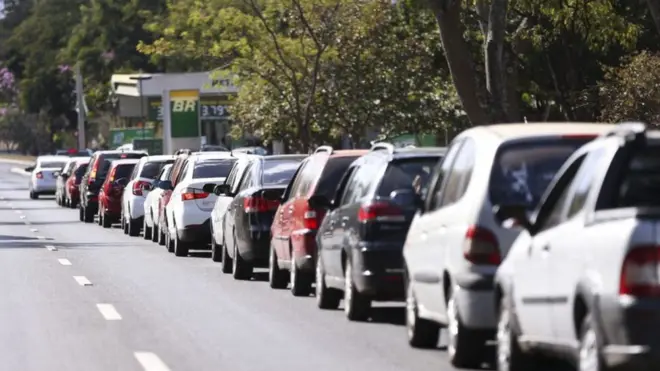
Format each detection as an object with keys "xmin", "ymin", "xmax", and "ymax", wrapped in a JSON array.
[{"xmin": 172, "ymin": 99, "xmax": 197, "ymax": 112}]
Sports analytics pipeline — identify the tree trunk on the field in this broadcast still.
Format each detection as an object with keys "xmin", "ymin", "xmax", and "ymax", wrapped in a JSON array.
[
  {"xmin": 484, "ymin": 0, "xmax": 509, "ymax": 122},
  {"xmin": 647, "ymin": 0, "xmax": 660, "ymax": 35}
]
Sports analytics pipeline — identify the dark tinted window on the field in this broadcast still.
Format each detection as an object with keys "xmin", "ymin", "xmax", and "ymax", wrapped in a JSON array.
[
  {"xmin": 615, "ymin": 146, "xmax": 660, "ymax": 207},
  {"xmin": 98, "ymin": 153, "xmax": 145, "ymax": 176},
  {"xmin": 377, "ymin": 157, "xmax": 438, "ymax": 197},
  {"xmin": 41, "ymin": 161, "xmax": 67, "ymax": 169},
  {"xmin": 114, "ymin": 164, "xmax": 136, "ymax": 179},
  {"xmin": 74, "ymin": 164, "xmax": 88, "ymax": 177},
  {"xmin": 489, "ymin": 138, "xmax": 592, "ymax": 209},
  {"xmin": 314, "ymin": 156, "xmax": 358, "ymax": 198},
  {"xmin": 262, "ymin": 159, "xmax": 303, "ymax": 185},
  {"xmin": 140, "ymin": 160, "xmax": 174, "ymax": 179},
  {"xmin": 192, "ymin": 159, "xmax": 236, "ymax": 179}
]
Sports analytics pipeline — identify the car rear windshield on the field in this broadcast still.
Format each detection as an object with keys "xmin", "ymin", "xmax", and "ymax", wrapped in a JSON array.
[
  {"xmin": 315, "ymin": 156, "xmax": 359, "ymax": 198},
  {"xmin": 262, "ymin": 159, "xmax": 303, "ymax": 186},
  {"xmin": 74, "ymin": 164, "xmax": 88, "ymax": 176},
  {"xmin": 193, "ymin": 159, "xmax": 236, "ymax": 179},
  {"xmin": 612, "ymin": 145, "xmax": 660, "ymax": 207},
  {"xmin": 98, "ymin": 153, "xmax": 144, "ymax": 176},
  {"xmin": 377, "ymin": 157, "xmax": 439, "ymax": 197},
  {"xmin": 489, "ymin": 138, "xmax": 593, "ymax": 209},
  {"xmin": 41, "ymin": 161, "xmax": 66, "ymax": 169},
  {"xmin": 114, "ymin": 164, "xmax": 136, "ymax": 179},
  {"xmin": 140, "ymin": 160, "xmax": 174, "ymax": 179}
]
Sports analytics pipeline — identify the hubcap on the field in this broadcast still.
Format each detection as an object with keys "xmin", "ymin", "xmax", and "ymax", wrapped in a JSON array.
[
  {"xmin": 232, "ymin": 243, "xmax": 238, "ymax": 271},
  {"xmin": 406, "ymin": 284, "xmax": 416, "ymax": 339},
  {"xmin": 344, "ymin": 264, "xmax": 352, "ymax": 314},
  {"xmin": 497, "ymin": 306, "xmax": 511, "ymax": 371},
  {"xmin": 315, "ymin": 259, "xmax": 323, "ymax": 298},
  {"xmin": 579, "ymin": 327, "xmax": 599, "ymax": 371},
  {"xmin": 290, "ymin": 261, "xmax": 297, "ymax": 289},
  {"xmin": 268, "ymin": 249, "xmax": 274, "ymax": 281},
  {"xmin": 447, "ymin": 295, "xmax": 459, "ymax": 359}
]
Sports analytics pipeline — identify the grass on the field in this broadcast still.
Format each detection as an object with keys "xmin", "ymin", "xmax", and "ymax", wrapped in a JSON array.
[{"xmin": 0, "ymin": 154, "xmax": 36, "ymax": 163}]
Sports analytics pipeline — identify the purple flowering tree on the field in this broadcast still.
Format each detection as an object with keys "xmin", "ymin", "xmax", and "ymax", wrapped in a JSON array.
[{"xmin": 0, "ymin": 67, "xmax": 17, "ymax": 110}]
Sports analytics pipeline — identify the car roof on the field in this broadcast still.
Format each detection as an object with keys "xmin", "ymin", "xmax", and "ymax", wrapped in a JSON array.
[
  {"xmin": 261, "ymin": 154, "xmax": 308, "ymax": 161},
  {"xmin": 143, "ymin": 155, "xmax": 175, "ymax": 162},
  {"xmin": 94, "ymin": 150, "xmax": 147, "ymax": 156},
  {"xmin": 191, "ymin": 152, "xmax": 237, "ymax": 161},
  {"xmin": 38, "ymin": 155, "xmax": 70, "ymax": 162},
  {"xmin": 110, "ymin": 159, "xmax": 140, "ymax": 166},
  {"xmin": 465, "ymin": 123, "xmax": 615, "ymax": 141},
  {"xmin": 323, "ymin": 149, "xmax": 369, "ymax": 158}
]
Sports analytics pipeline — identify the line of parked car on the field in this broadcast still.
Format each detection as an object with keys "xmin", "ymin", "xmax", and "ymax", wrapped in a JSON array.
[{"xmin": 25, "ymin": 121, "xmax": 660, "ymax": 371}]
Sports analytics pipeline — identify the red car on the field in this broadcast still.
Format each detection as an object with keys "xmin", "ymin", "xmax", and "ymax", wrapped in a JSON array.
[
  {"xmin": 269, "ymin": 147, "xmax": 367, "ymax": 296},
  {"xmin": 64, "ymin": 159, "xmax": 90, "ymax": 208},
  {"xmin": 97, "ymin": 159, "xmax": 138, "ymax": 228}
]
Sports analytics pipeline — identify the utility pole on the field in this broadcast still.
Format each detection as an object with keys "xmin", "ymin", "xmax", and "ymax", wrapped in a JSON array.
[{"xmin": 75, "ymin": 63, "xmax": 86, "ymax": 150}]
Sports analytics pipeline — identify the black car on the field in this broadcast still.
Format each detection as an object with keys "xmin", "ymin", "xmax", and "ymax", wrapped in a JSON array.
[
  {"xmin": 313, "ymin": 144, "xmax": 445, "ymax": 321},
  {"xmin": 217, "ymin": 154, "xmax": 306, "ymax": 280},
  {"xmin": 78, "ymin": 150, "xmax": 147, "ymax": 223}
]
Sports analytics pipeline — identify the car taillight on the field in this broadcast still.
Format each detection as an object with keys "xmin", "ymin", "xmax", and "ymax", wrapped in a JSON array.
[
  {"xmin": 357, "ymin": 201, "xmax": 404, "ymax": 222},
  {"xmin": 303, "ymin": 208, "xmax": 318, "ymax": 229},
  {"xmin": 620, "ymin": 246, "xmax": 660, "ymax": 296},
  {"xmin": 35, "ymin": 172, "xmax": 43, "ymax": 179},
  {"xmin": 463, "ymin": 226, "xmax": 501, "ymax": 265},
  {"xmin": 133, "ymin": 180, "xmax": 150, "ymax": 196},
  {"xmin": 182, "ymin": 188, "xmax": 209, "ymax": 201},
  {"xmin": 244, "ymin": 196, "xmax": 279, "ymax": 213}
]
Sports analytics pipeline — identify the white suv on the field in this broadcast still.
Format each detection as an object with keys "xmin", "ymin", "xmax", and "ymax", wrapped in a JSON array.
[
  {"xmin": 402, "ymin": 123, "xmax": 613, "ymax": 368},
  {"xmin": 495, "ymin": 123, "xmax": 660, "ymax": 371},
  {"xmin": 164, "ymin": 152, "xmax": 237, "ymax": 257}
]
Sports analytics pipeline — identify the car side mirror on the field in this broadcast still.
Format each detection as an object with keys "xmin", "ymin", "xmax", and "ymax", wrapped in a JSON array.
[
  {"xmin": 214, "ymin": 184, "xmax": 230, "ymax": 196},
  {"xmin": 493, "ymin": 204, "xmax": 533, "ymax": 231},
  {"xmin": 389, "ymin": 188, "xmax": 422, "ymax": 209},
  {"xmin": 202, "ymin": 183, "xmax": 217, "ymax": 193},
  {"xmin": 308, "ymin": 194, "xmax": 332, "ymax": 209},
  {"xmin": 25, "ymin": 166, "xmax": 35, "ymax": 172},
  {"xmin": 53, "ymin": 170, "xmax": 61, "ymax": 177}
]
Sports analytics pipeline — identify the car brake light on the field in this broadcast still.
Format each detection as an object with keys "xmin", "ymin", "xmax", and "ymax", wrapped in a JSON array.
[
  {"xmin": 463, "ymin": 226, "xmax": 501, "ymax": 265},
  {"xmin": 35, "ymin": 172, "xmax": 43, "ymax": 179},
  {"xmin": 244, "ymin": 196, "xmax": 279, "ymax": 213},
  {"xmin": 303, "ymin": 208, "xmax": 318, "ymax": 229},
  {"xmin": 620, "ymin": 246, "xmax": 660, "ymax": 296},
  {"xmin": 357, "ymin": 201, "xmax": 404, "ymax": 222},
  {"xmin": 182, "ymin": 188, "xmax": 209, "ymax": 201},
  {"xmin": 133, "ymin": 180, "xmax": 150, "ymax": 196}
]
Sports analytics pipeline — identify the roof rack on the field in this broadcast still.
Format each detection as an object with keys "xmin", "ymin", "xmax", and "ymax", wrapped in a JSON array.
[
  {"xmin": 314, "ymin": 145, "xmax": 333, "ymax": 154},
  {"xmin": 370, "ymin": 142, "xmax": 395, "ymax": 153},
  {"xmin": 606, "ymin": 122, "xmax": 647, "ymax": 145}
]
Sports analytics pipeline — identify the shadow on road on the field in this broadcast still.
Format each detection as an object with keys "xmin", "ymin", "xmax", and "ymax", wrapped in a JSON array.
[{"xmin": 0, "ymin": 221, "xmax": 80, "ymax": 225}]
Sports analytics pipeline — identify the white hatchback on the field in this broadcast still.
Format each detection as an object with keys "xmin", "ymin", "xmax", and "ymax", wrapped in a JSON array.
[
  {"xmin": 164, "ymin": 153, "xmax": 238, "ymax": 257},
  {"xmin": 143, "ymin": 163, "xmax": 174, "ymax": 242},
  {"xmin": 27, "ymin": 155, "xmax": 70, "ymax": 199}
]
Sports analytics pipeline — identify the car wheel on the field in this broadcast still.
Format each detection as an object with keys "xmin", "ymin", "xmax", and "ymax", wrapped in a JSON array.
[
  {"xmin": 496, "ymin": 296, "xmax": 539, "ymax": 371},
  {"xmin": 406, "ymin": 276, "xmax": 440, "ymax": 348},
  {"xmin": 268, "ymin": 243, "xmax": 288, "ymax": 289},
  {"xmin": 290, "ymin": 255, "xmax": 312, "ymax": 297},
  {"xmin": 78, "ymin": 206, "xmax": 84, "ymax": 222},
  {"xmin": 173, "ymin": 230, "xmax": 189, "ymax": 257},
  {"xmin": 578, "ymin": 314, "xmax": 604, "ymax": 371},
  {"xmin": 152, "ymin": 224, "xmax": 160, "ymax": 243},
  {"xmin": 101, "ymin": 212, "xmax": 112, "ymax": 228},
  {"xmin": 315, "ymin": 255, "xmax": 341, "ymax": 310},
  {"xmin": 83, "ymin": 206, "xmax": 94, "ymax": 223},
  {"xmin": 127, "ymin": 212, "xmax": 140, "ymax": 237},
  {"xmin": 29, "ymin": 191, "xmax": 38, "ymax": 200},
  {"xmin": 143, "ymin": 218, "xmax": 152, "ymax": 240},
  {"xmin": 166, "ymin": 230, "xmax": 174, "ymax": 253},
  {"xmin": 56, "ymin": 194, "xmax": 61, "ymax": 205},
  {"xmin": 211, "ymin": 237, "xmax": 222, "ymax": 262},
  {"xmin": 231, "ymin": 231, "xmax": 253, "ymax": 280},
  {"xmin": 344, "ymin": 260, "xmax": 371, "ymax": 321},
  {"xmin": 97, "ymin": 208, "xmax": 103, "ymax": 226},
  {"xmin": 447, "ymin": 288, "xmax": 484, "ymax": 368},
  {"xmin": 158, "ymin": 224, "xmax": 166, "ymax": 246},
  {"xmin": 220, "ymin": 236, "xmax": 233, "ymax": 274}
]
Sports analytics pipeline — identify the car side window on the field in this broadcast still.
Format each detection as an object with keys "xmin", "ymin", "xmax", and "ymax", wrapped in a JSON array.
[
  {"xmin": 438, "ymin": 138, "xmax": 476, "ymax": 207},
  {"xmin": 339, "ymin": 165, "xmax": 362, "ymax": 206},
  {"xmin": 225, "ymin": 163, "xmax": 238, "ymax": 186},
  {"xmin": 426, "ymin": 140, "xmax": 464, "ymax": 211},
  {"xmin": 237, "ymin": 163, "xmax": 253, "ymax": 192},
  {"xmin": 536, "ymin": 155, "xmax": 586, "ymax": 232},
  {"xmin": 297, "ymin": 158, "xmax": 322, "ymax": 197},
  {"xmin": 565, "ymin": 148, "xmax": 606, "ymax": 219},
  {"xmin": 175, "ymin": 161, "xmax": 190, "ymax": 185},
  {"xmin": 341, "ymin": 160, "xmax": 379, "ymax": 205},
  {"xmin": 287, "ymin": 160, "xmax": 310, "ymax": 199},
  {"xmin": 129, "ymin": 162, "xmax": 140, "ymax": 180}
]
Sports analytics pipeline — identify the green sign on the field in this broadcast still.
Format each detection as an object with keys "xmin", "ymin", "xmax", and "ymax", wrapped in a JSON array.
[
  {"xmin": 110, "ymin": 128, "xmax": 155, "ymax": 146},
  {"xmin": 133, "ymin": 138, "xmax": 163, "ymax": 155},
  {"xmin": 148, "ymin": 97, "xmax": 230, "ymax": 122},
  {"xmin": 170, "ymin": 90, "xmax": 199, "ymax": 138}
]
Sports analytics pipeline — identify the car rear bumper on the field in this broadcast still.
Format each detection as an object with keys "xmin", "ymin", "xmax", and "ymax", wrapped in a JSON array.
[
  {"xmin": 177, "ymin": 218, "xmax": 212, "ymax": 245},
  {"xmin": 350, "ymin": 241, "xmax": 405, "ymax": 301},
  {"xmin": 32, "ymin": 180, "xmax": 57, "ymax": 193},
  {"xmin": 291, "ymin": 229, "xmax": 317, "ymax": 272},
  {"xmin": 237, "ymin": 231, "xmax": 271, "ymax": 265},
  {"xmin": 598, "ymin": 295, "xmax": 660, "ymax": 370}
]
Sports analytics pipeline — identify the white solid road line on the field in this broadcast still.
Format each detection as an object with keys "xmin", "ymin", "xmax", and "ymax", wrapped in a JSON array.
[
  {"xmin": 73, "ymin": 276, "xmax": 93, "ymax": 286},
  {"xmin": 57, "ymin": 258, "xmax": 72, "ymax": 266},
  {"xmin": 19, "ymin": 215, "xmax": 25, "ymax": 219},
  {"xmin": 45, "ymin": 245, "xmax": 58, "ymax": 251},
  {"xmin": 96, "ymin": 304, "xmax": 122, "ymax": 320},
  {"xmin": 134, "ymin": 352, "xmax": 171, "ymax": 371},
  {"xmin": 14, "ymin": 210, "xmax": 21, "ymax": 213},
  {"xmin": 29, "ymin": 228, "xmax": 38, "ymax": 232},
  {"xmin": 37, "ymin": 236, "xmax": 46, "ymax": 239}
]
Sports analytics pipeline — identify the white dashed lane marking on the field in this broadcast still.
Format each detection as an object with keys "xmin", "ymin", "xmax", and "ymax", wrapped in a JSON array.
[
  {"xmin": 29, "ymin": 228, "xmax": 38, "ymax": 232},
  {"xmin": 96, "ymin": 304, "xmax": 122, "ymax": 320},
  {"xmin": 19, "ymin": 215, "xmax": 25, "ymax": 219},
  {"xmin": 73, "ymin": 276, "xmax": 92, "ymax": 286},
  {"xmin": 57, "ymin": 258, "xmax": 71, "ymax": 266},
  {"xmin": 45, "ymin": 245, "xmax": 58, "ymax": 251},
  {"xmin": 36, "ymin": 236, "xmax": 46, "ymax": 239},
  {"xmin": 134, "ymin": 352, "xmax": 171, "ymax": 371}
]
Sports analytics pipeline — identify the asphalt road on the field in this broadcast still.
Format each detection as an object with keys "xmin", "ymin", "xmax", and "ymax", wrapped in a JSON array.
[{"xmin": 0, "ymin": 162, "xmax": 485, "ymax": 371}]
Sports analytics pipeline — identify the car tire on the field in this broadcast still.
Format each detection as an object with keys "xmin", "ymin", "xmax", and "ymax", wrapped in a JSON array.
[
  {"xmin": 268, "ymin": 244, "xmax": 288, "ymax": 289},
  {"xmin": 447, "ymin": 288, "xmax": 485, "ymax": 369},
  {"xmin": 232, "ymin": 231, "xmax": 253, "ymax": 280},
  {"xmin": 143, "ymin": 218, "xmax": 152, "ymax": 240},
  {"xmin": 211, "ymin": 237, "xmax": 223, "ymax": 262},
  {"xmin": 166, "ymin": 230, "xmax": 174, "ymax": 253},
  {"xmin": 173, "ymin": 231, "xmax": 189, "ymax": 257},
  {"xmin": 83, "ymin": 206, "xmax": 94, "ymax": 223},
  {"xmin": 127, "ymin": 213, "xmax": 140, "ymax": 237},
  {"xmin": 406, "ymin": 276, "xmax": 440, "ymax": 348},
  {"xmin": 29, "ymin": 191, "xmax": 38, "ymax": 200},
  {"xmin": 101, "ymin": 212, "xmax": 112, "ymax": 228},
  {"xmin": 496, "ymin": 295, "xmax": 540, "ymax": 371},
  {"xmin": 290, "ymin": 257, "xmax": 313, "ymax": 297},
  {"xmin": 152, "ymin": 224, "xmax": 160, "ymax": 243},
  {"xmin": 78, "ymin": 206, "xmax": 84, "ymax": 222},
  {"xmin": 578, "ymin": 314, "xmax": 605, "ymax": 371},
  {"xmin": 316, "ymin": 256, "xmax": 341, "ymax": 310},
  {"xmin": 344, "ymin": 261, "xmax": 371, "ymax": 321},
  {"xmin": 158, "ymin": 225, "xmax": 166, "ymax": 246},
  {"xmin": 220, "ymin": 236, "xmax": 233, "ymax": 274}
]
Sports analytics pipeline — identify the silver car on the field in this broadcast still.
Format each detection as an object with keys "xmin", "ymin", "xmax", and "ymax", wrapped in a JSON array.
[{"xmin": 27, "ymin": 155, "xmax": 69, "ymax": 199}]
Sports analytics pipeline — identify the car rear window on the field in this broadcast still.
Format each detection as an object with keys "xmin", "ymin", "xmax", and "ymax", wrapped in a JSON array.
[
  {"xmin": 377, "ymin": 157, "xmax": 439, "ymax": 197},
  {"xmin": 262, "ymin": 159, "xmax": 303, "ymax": 186},
  {"xmin": 315, "ymin": 156, "xmax": 359, "ymax": 198},
  {"xmin": 74, "ymin": 164, "xmax": 88, "ymax": 176},
  {"xmin": 192, "ymin": 158, "xmax": 236, "ymax": 179},
  {"xmin": 114, "ymin": 164, "xmax": 136, "ymax": 179},
  {"xmin": 140, "ymin": 160, "xmax": 174, "ymax": 179},
  {"xmin": 613, "ymin": 145, "xmax": 660, "ymax": 207},
  {"xmin": 489, "ymin": 138, "xmax": 593, "ymax": 209},
  {"xmin": 41, "ymin": 161, "xmax": 66, "ymax": 169},
  {"xmin": 97, "ymin": 153, "xmax": 144, "ymax": 176}
]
